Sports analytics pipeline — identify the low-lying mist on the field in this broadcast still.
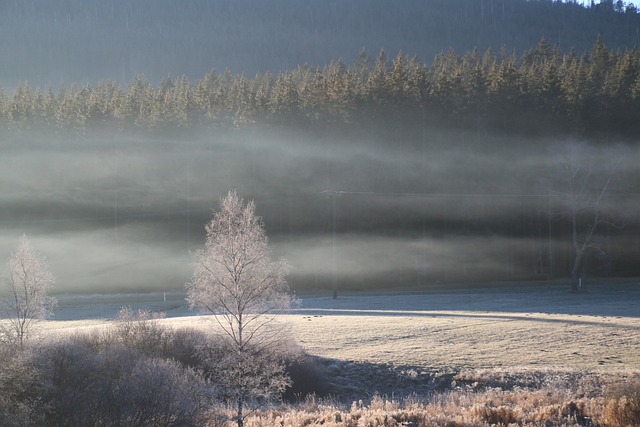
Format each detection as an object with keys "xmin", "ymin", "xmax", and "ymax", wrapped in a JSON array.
[{"xmin": 1, "ymin": 128, "xmax": 638, "ymax": 294}]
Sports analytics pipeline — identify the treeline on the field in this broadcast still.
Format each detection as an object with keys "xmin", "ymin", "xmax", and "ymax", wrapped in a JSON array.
[{"xmin": 2, "ymin": 38, "xmax": 639, "ymax": 137}]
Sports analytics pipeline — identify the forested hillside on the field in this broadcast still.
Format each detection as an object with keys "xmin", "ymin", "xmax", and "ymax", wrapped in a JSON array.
[{"xmin": 1, "ymin": 0, "xmax": 639, "ymax": 87}]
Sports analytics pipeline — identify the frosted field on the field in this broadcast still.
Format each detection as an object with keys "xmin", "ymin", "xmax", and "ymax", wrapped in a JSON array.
[{"xmin": 43, "ymin": 283, "xmax": 640, "ymax": 373}]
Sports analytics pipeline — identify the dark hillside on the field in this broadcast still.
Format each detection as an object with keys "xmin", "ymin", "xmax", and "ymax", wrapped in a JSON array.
[{"xmin": 1, "ymin": 0, "xmax": 639, "ymax": 87}]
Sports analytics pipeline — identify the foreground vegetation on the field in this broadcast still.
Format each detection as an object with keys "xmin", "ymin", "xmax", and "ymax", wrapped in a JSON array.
[
  {"xmin": 4, "ymin": 287, "xmax": 640, "ymax": 427},
  {"xmin": 234, "ymin": 376, "xmax": 640, "ymax": 427},
  {"xmin": 0, "ymin": 309, "xmax": 306, "ymax": 426},
  {"xmin": 3, "ymin": 317, "xmax": 640, "ymax": 426}
]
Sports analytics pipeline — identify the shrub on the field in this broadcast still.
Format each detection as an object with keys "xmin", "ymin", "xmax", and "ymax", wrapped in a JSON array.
[
  {"xmin": 161, "ymin": 326, "xmax": 211, "ymax": 368},
  {"xmin": 33, "ymin": 335, "xmax": 214, "ymax": 426},
  {"xmin": 35, "ymin": 340, "xmax": 136, "ymax": 425},
  {"xmin": 112, "ymin": 309, "xmax": 213, "ymax": 369},
  {"xmin": 602, "ymin": 379, "xmax": 640, "ymax": 426},
  {"xmin": 111, "ymin": 357, "xmax": 214, "ymax": 426},
  {"xmin": 113, "ymin": 306, "xmax": 171, "ymax": 356},
  {"xmin": 0, "ymin": 346, "xmax": 45, "ymax": 426},
  {"xmin": 284, "ymin": 354, "xmax": 332, "ymax": 401}
]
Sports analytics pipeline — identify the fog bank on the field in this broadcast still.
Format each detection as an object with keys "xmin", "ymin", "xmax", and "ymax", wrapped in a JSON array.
[{"xmin": 0, "ymin": 129, "xmax": 638, "ymax": 294}]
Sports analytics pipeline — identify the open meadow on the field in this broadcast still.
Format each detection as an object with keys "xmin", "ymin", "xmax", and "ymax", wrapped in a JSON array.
[
  {"xmin": 46, "ymin": 283, "xmax": 640, "ymax": 375},
  {"xmin": 33, "ymin": 283, "xmax": 640, "ymax": 426}
]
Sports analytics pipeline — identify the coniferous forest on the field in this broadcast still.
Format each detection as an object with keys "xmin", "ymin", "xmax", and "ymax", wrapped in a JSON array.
[{"xmin": 2, "ymin": 37, "xmax": 640, "ymax": 137}]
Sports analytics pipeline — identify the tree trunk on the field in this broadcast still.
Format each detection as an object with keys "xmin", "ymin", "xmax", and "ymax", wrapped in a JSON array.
[
  {"xmin": 570, "ymin": 247, "xmax": 585, "ymax": 293},
  {"xmin": 237, "ymin": 398, "xmax": 243, "ymax": 427},
  {"xmin": 237, "ymin": 313, "xmax": 244, "ymax": 427}
]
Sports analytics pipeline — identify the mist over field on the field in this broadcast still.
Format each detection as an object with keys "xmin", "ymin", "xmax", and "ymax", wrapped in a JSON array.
[
  {"xmin": 0, "ymin": 0, "xmax": 639, "ymax": 297},
  {"xmin": 1, "ymin": 128, "xmax": 638, "ymax": 295}
]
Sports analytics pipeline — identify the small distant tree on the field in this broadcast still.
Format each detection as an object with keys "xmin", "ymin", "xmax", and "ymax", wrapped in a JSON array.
[
  {"xmin": 186, "ymin": 190, "xmax": 294, "ymax": 427},
  {"xmin": 0, "ymin": 235, "xmax": 56, "ymax": 347},
  {"xmin": 549, "ymin": 141, "xmax": 625, "ymax": 292}
]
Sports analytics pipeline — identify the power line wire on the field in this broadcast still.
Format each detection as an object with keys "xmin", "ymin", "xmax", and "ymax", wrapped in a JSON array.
[{"xmin": 321, "ymin": 190, "xmax": 639, "ymax": 198}]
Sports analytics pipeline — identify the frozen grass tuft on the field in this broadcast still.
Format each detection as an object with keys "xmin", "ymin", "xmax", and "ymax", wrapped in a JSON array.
[
  {"xmin": 602, "ymin": 378, "xmax": 640, "ymax": 426},
  {"xmin": 225, "ymin": 371, "xmax": 640, "ymax": 427}
]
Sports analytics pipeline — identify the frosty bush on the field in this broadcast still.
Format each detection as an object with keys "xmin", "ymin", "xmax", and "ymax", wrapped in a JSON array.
[
  {"xmin": 113, "ymin": 306, "xmax": 170, "ymax": 356},
  {"xmin": 111, "ymin": 357, "xmax": 214, "ymax": 426},
  {"xmin": 34, "ymin": 335, "xmax": 213, "ymax": 426},
  {"xmin": 283, "ymin": 353, "xmax": 333, "ymax": 401},
  {"xmin": 0, "ymin": 345, "xmax": 45, "ymax": 426}
]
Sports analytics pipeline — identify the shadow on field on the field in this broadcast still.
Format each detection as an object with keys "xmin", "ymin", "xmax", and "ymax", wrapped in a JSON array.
[
  {"xmin": 286, "ymin": 354, "xmax": 457, "ymax": 402},
  {"xmin": 284, "ymin": 355, "xmax": 640, "ymax": 407},
  {"xmin": 287, "ymin": 354, "xmax": 621, "ymax": 403}
]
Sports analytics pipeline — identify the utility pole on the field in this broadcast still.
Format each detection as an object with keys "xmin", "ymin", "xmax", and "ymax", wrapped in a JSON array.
[
  {"xmin": 332, "ymin": 191, "xmax": 337, "ymax": 299},
  {"xmin": 321, "ymin": 190, "xmax": 339, "ymax": 299}
]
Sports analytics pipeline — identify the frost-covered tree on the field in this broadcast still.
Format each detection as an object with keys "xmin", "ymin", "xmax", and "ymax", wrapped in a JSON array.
[
  {"xmin": 0, "ymin": 235, "xmax": 56, "ymax": 347},
  {"xmin": 186, "ymin": 190, "xmax": 294, "ymax": 427}
]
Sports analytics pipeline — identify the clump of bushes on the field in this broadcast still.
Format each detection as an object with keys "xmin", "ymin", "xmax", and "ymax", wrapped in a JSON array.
[
  {"xmin": 34, "ymin": 340, "xmax": 213, "ymax": 426},
  {"xmin": 284, "ymin": 354, "xmax": 332, "ymax": 401},
  {"xmin": 602, "ymin": 379, "xmax": 640, "ymax": 426},
  {"xmin": 0, "ymin": 345, "xmax": 45, "ymax": 426},
  {"xmin": 0, "ymin": 309, "xmax": 325, "ymax": 426},
  {"xmin": 16, "ymin": 309, "xmax": 217, "ymax": 427}
]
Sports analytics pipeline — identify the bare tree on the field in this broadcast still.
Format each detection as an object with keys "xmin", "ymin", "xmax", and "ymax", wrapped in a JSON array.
[
  {"xmin": 0, "ymin": 235, "xmax": 56, "ymax": 347},
  {"xmin": 186, "ymin": 190, "xmax": 294, "ymax": 427},
  {"xmin": 549, "ymin": 141, "xmax": 625, "ymax": 293}
]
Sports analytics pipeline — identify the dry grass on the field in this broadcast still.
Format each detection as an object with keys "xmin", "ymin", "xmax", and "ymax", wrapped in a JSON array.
[
  {"xmin": 39, "ymin": 309, "xmax": 640, "ymax": 373},
  {"xmin": 31, "ymin": 289, "xmax": 640, "ymax": 426},
  {"xmin": 282, "ymin": 310, "xmax": 640, "ymax": 373},
  {"xmin": 601, "ymin": 378, "xmax": 640, "ymax": 426},
  {"xmin": 212, "ymin": 380, "xmax": 639, "ymax": 426}
]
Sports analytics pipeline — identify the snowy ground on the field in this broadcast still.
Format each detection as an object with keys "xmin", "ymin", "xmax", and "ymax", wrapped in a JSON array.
[
  {"xmin": 53, "ymin": 291, "xmax": 191, "ymax": 321},
  {"xmin": 52, "ymin": 281, "xmax": 640, "ymax": 321},
  {"xmin": 43, "ymin": 282, "xmax": 640, "ymax": 375}
]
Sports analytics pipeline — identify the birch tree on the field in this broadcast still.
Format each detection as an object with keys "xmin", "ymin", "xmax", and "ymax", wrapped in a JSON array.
[
  {"xmin": 0, "ymin": 235, "xmax": 56, "ymax": 347},
  {"xmin": 186, "ymin": 191, "xmax": 293, "ymax": 427}
]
